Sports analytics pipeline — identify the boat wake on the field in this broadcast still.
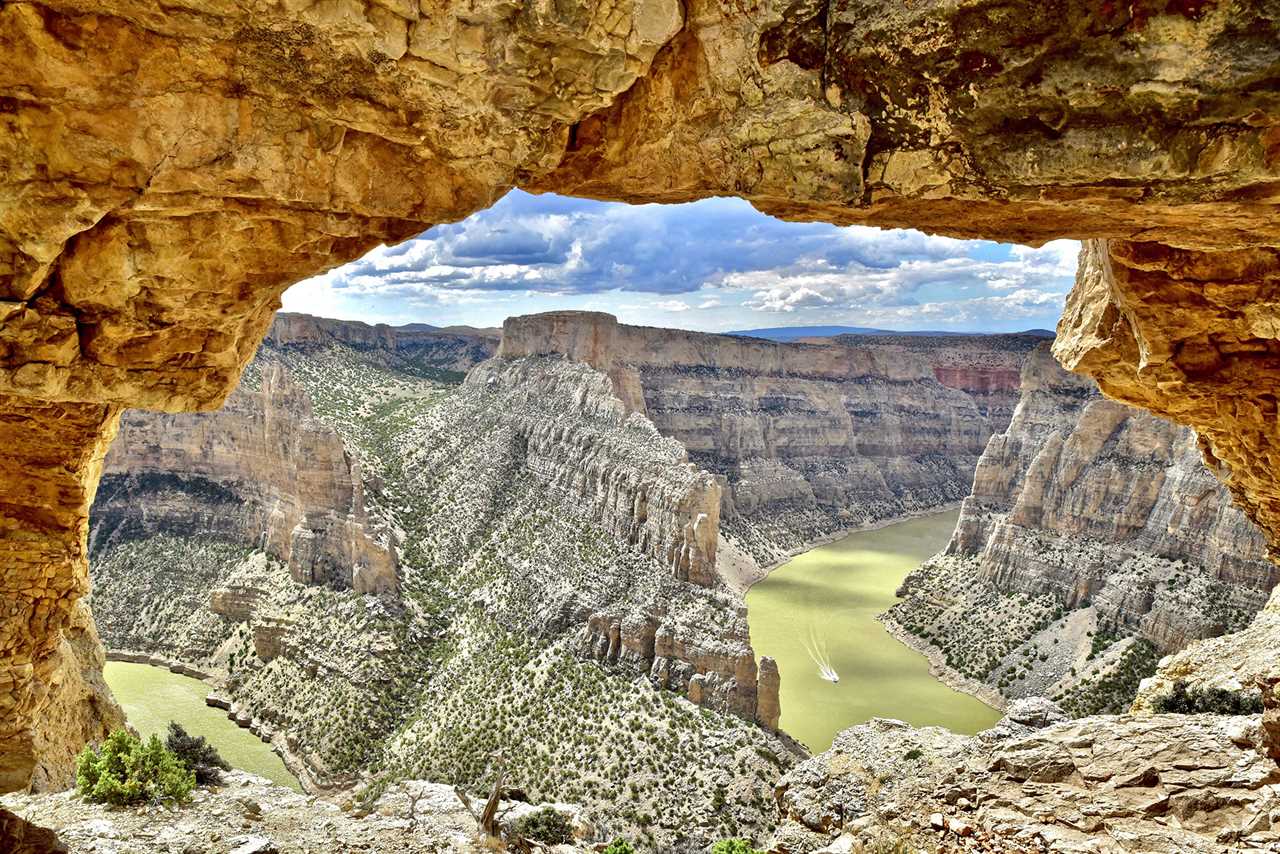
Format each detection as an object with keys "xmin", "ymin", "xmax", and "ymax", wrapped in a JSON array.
[{"xmin": 802, "ymin": 627, "xmax": 839, "ymax": 683}]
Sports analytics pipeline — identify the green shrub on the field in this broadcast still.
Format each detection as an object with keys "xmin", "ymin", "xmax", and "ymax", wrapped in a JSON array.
[
  {"xmin": 603, "ymin": 839, "xmax": 637, "ymax": 854},
  {"xmin": 165, "ymin": 722, "xmax": 231, "ymax": 785},
  {"xmin": 76, "ymin": 730, "xmax": 195, "ymax": 806},
  {"xmin": 1153, "ymin": 680, "xmax": 1263, "ymax": 715},
  {"xmin": 512, "ymin": 807, "xmax": 572, "ymax": 845},
  {"xmin": 711, "ymin": 839, "xmax": 761, "ymax": 854}
]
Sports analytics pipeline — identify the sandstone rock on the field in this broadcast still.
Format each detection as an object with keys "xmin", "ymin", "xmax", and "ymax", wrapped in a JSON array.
[
  {"xmin": 500, "ymin": 312, "xmax": 1025, "ymax": 565},
  {"xmin": 93, "ymin": 362, "xmax": 398, "ymax": 596},
  {"xmin": 890, "ymin": 343, "xmax": 1275, "ymax": 708},
  {"xmin": 774, "ymin": 712, "xmax": 1280, "ymax": 853},
  {"xmin": 757, "ymin": 656, "xmax": 781, "ymax": 730},
  {"xmin": 3, "ymin": 0, "xmax": 1280, "ymax": 799},
  {"xmin": 0, "ymin": 809, "xmax": 66, "ymax": 854},
  {"xmin": 1132, "ymin": 585, "xmax": 1280, "ymax": 715}
]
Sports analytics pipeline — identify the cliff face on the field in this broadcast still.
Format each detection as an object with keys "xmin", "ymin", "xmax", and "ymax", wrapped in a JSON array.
[
  {"xmin": 502, "ymin": 312, "xmax": 1032, "ymax": 565},
  {"xmin": 888, "ymin": 344, "xmax": 1276, "ymax": 714},
  {"xmin": 92, "ymin": 362, "xmax": 398, "ymax": 596},
  {"xmin": 830, "ymin": 333, "xmax": 1048, "ymax": 432},
  {"xmin": 85, "ymin": 333, "xmax": 795, "ymax": 846},
  {"xmin": 4, "ymin": 0, "xmax": 1280, "ymax": 794},
  {"xmin": 266, "ymin": 313, "xmax": 498, "ymax": 377}
]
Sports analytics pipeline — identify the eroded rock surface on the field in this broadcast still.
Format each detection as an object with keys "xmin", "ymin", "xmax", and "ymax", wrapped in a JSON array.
[
  {"xmin": 3, "ymin": 0, "xmax": 1280, "ymax": 802},
  {"xmin": 887, "ymin": 344, "xmax": 1276, "ymax": 716},
  {"xmin": 94, "ymin": 361, "xmax": 397, "ymax": 595},
  {"xmin": 773, "ymin": 708, "xmax": 1280, "ymax": 854},
  {"xmin": 1, "ymin": 770, "xmax": 590, "ymax": 853},
  {"xmin": 502, "ymin": 312, "xmax": 1036, "ymax": 565}
]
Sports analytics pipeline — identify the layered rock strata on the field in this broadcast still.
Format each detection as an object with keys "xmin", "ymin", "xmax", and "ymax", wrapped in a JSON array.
[
  {"xmin": 92, "ymin": 362, "xmax": 397, "ymax": 596},
  {"xmin": 888, "ymin": 344, "xmax": 1276, "ymax": 713},
  {"xmin": 87, "ymin": 339, "xmax": 796, "ymax": 848},
  {"xmin": 502, "ymin": 312, "xmax": 1010, "ymax": 564},
  {"xmin": 3, "ymin": 0, "xmax": 1280, "ymax": 801},
  {"xmin": 830, "ymin": 333, "xmax": 1048, "ymax": 432},
  {"xmin": 266, "ymin": 313, "xmax": 498, "ymax": 377}
]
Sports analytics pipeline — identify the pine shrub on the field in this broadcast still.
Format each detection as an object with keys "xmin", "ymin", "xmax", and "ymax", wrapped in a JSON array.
[
  {"xmin": 75, "ymin": 730, "xmax": 195, "ymax": 806},
  {"xmin": 165, "ymin": 722, "xmax": 231, "ymax": 785}
]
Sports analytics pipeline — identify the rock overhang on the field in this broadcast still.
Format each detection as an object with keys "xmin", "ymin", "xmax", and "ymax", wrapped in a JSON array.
[{"xmin": 1, "ymin": 0, "xmax": 1280, "ymax": 792}]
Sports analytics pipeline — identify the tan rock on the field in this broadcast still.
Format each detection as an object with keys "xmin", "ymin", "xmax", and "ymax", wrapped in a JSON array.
[{"xmin": 3, "ymin": 0, "xmax": 1280, "ymax": 793}]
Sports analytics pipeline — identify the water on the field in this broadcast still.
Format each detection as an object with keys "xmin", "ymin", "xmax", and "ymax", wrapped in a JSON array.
[
  {"xmin": 746, "ymin": 509, "xmax": 1001, "ymax": 752},
  {"xmin": 103, "ymin": 661, "xmax": 302, "ymax": 791}
]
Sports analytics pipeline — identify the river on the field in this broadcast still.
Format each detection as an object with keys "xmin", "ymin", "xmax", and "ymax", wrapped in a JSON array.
[
  {"xmin": 746, "ymin": 508, "xmax": 1001, "ymax": 752},
  {"xmin": 103, "ymin": 661, "xmax": 301, "ymax": 791}
]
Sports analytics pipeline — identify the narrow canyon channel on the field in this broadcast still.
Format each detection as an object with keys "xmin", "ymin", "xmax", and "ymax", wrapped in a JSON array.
[
  {"xmin": 103, "ymin": 661, "xmax": 302, "ymax": 792},
  {"xmin": 747, "ymin": 509, "xmax": 1001, "ymax": 752}
]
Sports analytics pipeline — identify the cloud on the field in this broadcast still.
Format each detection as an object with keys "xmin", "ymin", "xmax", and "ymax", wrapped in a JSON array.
[{"xmin": 285, "ymin": 191, "xmax": 1080, "ymax": 332}]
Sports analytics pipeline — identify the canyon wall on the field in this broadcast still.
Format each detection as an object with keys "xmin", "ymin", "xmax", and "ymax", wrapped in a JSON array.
[
  {"xmin": 501, "ymin": 312, "xmax": 1040, "ymax": 565},
  {"xmin": 85, "ymin": 332, "xmax": 793, "ymax": 845},
  {"xmin": 3, "ymin": 0, "xmax": 1280, "ymax": 809},
  {"xmin": 92, "ymin": 362, "xmax": 398, "ymax": 596},
  {"xmin": 266, "ymin": 313, "xmax": 498, "ymax": 377},
  {"xmin": 888, "ymin": 344, "xmax": 1277, "ymax": 714},
  {"xmin": 830, "ymin": 333, "xmax": 1049, "ymax": 432}
]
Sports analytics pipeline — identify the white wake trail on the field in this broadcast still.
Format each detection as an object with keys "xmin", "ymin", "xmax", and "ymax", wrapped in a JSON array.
[{"xmin": 802, "ymin": 626, "xmax": 839, "ymax": 683}]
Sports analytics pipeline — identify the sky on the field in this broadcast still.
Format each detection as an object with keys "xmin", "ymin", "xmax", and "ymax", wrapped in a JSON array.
[{"xmin": 282, "ymin": 190, "xmax": 1079, "ymax": 334}]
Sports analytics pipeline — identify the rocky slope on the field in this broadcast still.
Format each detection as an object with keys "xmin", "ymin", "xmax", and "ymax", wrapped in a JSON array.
[
  {"xmin": 887, "ymin": 344, "xmax": 1277, "ymax": 715},
  {"xmin": 770, "ymin": 699, "xmax": 1280, "ymax": 854},
  {"xmin": 86, "ymin": 332, "xmax": 798, "ymax": 850},
  {"xmin": 502, "ymin": 312, "xmax": 1039, "ymax": 567},
  {"xmin": 0, "ymin": 769, "xmax": 595, "ymax": 853}
]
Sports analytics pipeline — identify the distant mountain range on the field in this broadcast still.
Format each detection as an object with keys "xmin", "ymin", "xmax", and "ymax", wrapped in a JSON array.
[{"xmin": 727, "ymin": 325, "xmax": 1055, "ymax": 342}]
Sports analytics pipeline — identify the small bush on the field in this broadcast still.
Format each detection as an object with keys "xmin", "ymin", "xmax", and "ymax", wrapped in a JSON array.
[
  {"xmin": 603, "ymin": 839, "xmax": 636, "ymax": 854},
  {"xmin": 711, "ymin": 839, "xmax": 761, "ymax": 854},
  {"xmin": 165, "ymin": 722, "xmax": 231, "ymax": 785},
  {"xmin": 1153, "ymin": 680, "xmax": 1263, "ymax": 715},
  {"xmin": 76, "ymin": 730, "xmax": 195, "ymax": 806},
  {"xmin": 903, "ymin": 748, "xmax": 923, "ymax": 761},
  {"xmin": 512, "ymin": 807, "xmax": 572, "ymax": 845}
]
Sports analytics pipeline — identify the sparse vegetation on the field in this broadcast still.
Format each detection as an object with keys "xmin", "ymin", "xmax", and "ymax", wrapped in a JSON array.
[
  {"xmin": 711, "ymin": 838, "xmax": 762, "ymax": 854},
  {"xmin": 512, "ymin": 807, "xmax": 573, "ymax": 845}
]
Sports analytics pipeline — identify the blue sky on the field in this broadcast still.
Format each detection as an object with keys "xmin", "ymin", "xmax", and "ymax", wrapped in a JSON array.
[{"xmin": 283, "ymin": 191, "xmax": 1079, "ymax": 333}]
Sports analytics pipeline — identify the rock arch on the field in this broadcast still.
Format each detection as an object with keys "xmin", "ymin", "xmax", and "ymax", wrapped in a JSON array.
[{"xmin": 2, "ymin": 0, "xmax": 1278, "ymax": 788}]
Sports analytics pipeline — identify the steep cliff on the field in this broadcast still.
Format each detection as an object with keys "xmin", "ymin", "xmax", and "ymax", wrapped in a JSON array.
[
  {"xmin": 86, "ymin": 333, "xmax": 797, "ymax": 849},
  {"xmin": 830, "ymin": 333, "xmax": 1048, "ymax": 432},
  {"xmin": 92, "ymin": 362, "xmax": 398, "ymax": 596},
  {"xmin": 266, "ymin": 313, "xmax": 498, "ymax": 379},
  {"xmin": 887, "ymin": 344, "xmax": 1276, "ymax": 715},
  {"xmin": 502, "ymin": 312, "xmax": 1031, "ymax": 566}
]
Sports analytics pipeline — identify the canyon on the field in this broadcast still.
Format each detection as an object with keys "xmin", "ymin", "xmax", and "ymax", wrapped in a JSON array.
[
  {"xmin": 503, "ymin": 312, "xmax": 1041, "ymax": 566},
  {"xmin": 3, "ymin": 0, "xmax": 1280, "ymax": 851},
  {"xmin": 69, "ymin": 311, "xmax": 1051, "ymax": 848},
  {"xmin": 83, "ymin": 317, "xmax": 804, "ymax": 849},
  {"xmin": 888, "ymin": 343, "xmax": 1278, "ymax": 715}
]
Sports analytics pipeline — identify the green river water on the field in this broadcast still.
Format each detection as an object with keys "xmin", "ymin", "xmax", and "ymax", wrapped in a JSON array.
[
  {"xmin": 746, "ymin": 508, "xmax": 1001, "ymax": 752},
  {"xmin": 103, "ymin": 661, "xmax": 301, "ymax": 791}
]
